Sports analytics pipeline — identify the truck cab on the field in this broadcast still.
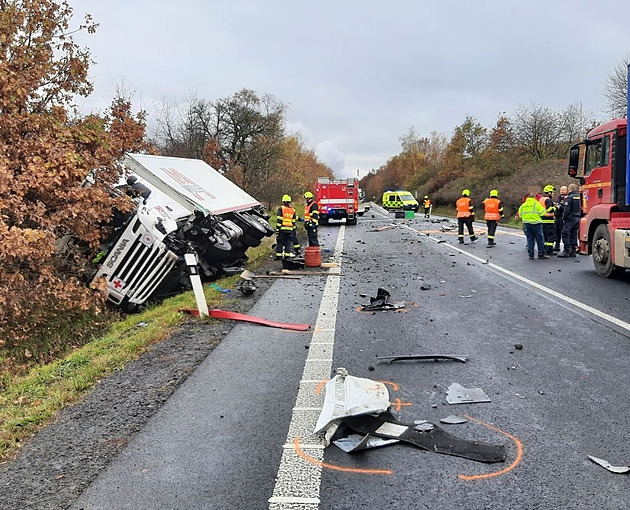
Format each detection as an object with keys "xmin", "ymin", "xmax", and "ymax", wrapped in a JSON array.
[{"xmin": 568, "ymin": 118, "xmax": 630, "ymax": 276}]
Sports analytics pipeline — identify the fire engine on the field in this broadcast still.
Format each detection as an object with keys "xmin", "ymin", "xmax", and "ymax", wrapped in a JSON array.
[
  {"xmin": 315, "ymin": 178, "xmax": 359, "ymax": 225},
  {"xmin": 567, "ymin": 63, "xmax": 630, "ymax": 277}
]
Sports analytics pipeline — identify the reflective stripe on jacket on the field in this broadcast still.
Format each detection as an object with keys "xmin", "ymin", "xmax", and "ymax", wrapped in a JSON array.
[
  {"xmin": 518, "ymin": 197, "xmax": 545, "ymax": 224},
  {"xmin": 304, "ymin": 201, "xmax": 319, "ymax": 225},
  {"xmin": 276, "ymin": 205, "xmax": 296, "ymax": 231},
  {"xmin": 456, "ymin": 197, "xmax": 473, "ymax": 218},
  {"xmin": 482, "ymin": 198, "xmax": 503, "ymax": 221}
]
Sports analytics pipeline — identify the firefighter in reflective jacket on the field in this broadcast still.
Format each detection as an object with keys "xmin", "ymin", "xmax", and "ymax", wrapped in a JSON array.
[
  {"xmin": 456, "ymin": 189, "xmax": 477, "ymax": 243},
  {"xmin": 482, "ymin": 189, "xmax": 504, "ymax": 247},
  {"xmin": 275, "ymin": 194, "xmax": 297, "ymax": 259},
  {"xmin": 540, "ymin": 184, "xmax": 557, "ymax": 256},
  {"xmin": 303, "ymin": 191, "xmax": 320, "ymax": 247},
  {"xmin": 422, "ymin": 195, "xmax": 432, "ymax": 219}
]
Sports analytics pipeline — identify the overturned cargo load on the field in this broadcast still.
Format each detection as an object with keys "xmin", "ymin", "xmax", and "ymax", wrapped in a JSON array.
[{"xmin": 93, "ymin": 153, "xmax": 273, "ymax": 309}]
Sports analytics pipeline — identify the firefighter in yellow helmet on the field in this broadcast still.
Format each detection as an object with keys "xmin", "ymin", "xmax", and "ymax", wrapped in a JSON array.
[
  {"xmin": 540, "ymin": 184, "xmax": 557, "ymax": 256},
  {"xmin": 482, "ymin": 189, "xmax": 504, "ymax": 247},
  {"xmin": 456, "ymin": 189, "xmax": 477, "ymax": 243},
  {"xmin": 303, "ymin": 191, "xmax": 320, "ymax": 246},
  {"xmin": 422, "ymin": 195, "xmax": 432, "ymax": 219},
  {"xmin": 275, "ymin": 194, "xmax": 297, "ymax": 259}
]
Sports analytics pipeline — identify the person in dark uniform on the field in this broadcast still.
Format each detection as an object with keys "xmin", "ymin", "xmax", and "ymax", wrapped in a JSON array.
[
  {"xmin": 558, "ymin": 183, "xmax": 581, "ymax": 258},
  {"xmin": 554, "ymin": 185, "xmax": 567, "ymax": 251}
]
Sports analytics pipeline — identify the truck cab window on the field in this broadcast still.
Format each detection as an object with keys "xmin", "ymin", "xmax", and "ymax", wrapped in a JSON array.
[{"xmin": 585, "ymin": 136, "xmax": 610, "ymax": 176}]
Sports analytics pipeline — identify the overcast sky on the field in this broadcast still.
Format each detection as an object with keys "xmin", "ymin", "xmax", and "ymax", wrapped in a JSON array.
[{"xmin": 70, "ymin": 0, "xmax": 630, "ymax": 178}]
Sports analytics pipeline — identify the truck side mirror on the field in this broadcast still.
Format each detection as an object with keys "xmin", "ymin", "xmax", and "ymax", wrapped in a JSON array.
[{"xmin": 568, "ymin": 146, "xmax": 580, "ymax": 177}]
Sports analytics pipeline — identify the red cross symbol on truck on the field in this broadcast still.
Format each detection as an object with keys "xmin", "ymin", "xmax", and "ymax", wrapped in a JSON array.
[{"xmin": 112, "ymin": 277, "xmax": 124, "ymax": 290}]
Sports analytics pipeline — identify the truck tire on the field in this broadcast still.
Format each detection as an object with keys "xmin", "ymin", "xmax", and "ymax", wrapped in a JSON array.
[
  {"xmin": 319, "ymin": 217, "xmax": 328, "ymax": 225},
  {"xmin": 592, "ymin": 224, "xmax": 625, "ymax": 278},
  {"xmin": 347, "ymin": 217, "xmax": 357, "ymax": 225}
]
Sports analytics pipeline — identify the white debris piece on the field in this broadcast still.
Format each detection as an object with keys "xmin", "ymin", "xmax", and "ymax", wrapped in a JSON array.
[{"xmin": 314, "ymin": 367, "xmax": 390, "ymax": 434}]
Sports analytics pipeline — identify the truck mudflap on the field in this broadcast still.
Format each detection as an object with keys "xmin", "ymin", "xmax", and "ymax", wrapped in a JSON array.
[{"xmin": 93, "ymin": 217, "xmax": 179, "ymax": 306}]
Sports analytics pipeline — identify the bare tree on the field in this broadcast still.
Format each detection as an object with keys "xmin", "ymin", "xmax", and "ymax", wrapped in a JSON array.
[
  {"xmin": 603, "ymin": 54, "xmax": 630, "ymax": 118},
  {"xmin": 512, "ymin": 104, "xmax": 563, "ymax": 159}
]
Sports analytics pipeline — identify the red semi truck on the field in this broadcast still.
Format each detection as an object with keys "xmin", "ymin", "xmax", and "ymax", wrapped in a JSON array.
[
  {"xmin": 567, "ymin": 63, "xmax": 630, "ymax": 277},
  {"xmin": 315, "ymin": 177, "xmax": 359, "ymax": 225}
]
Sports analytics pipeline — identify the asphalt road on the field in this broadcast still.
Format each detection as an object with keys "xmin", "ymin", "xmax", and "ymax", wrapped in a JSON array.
[{"xmin": 72, "ymin": 204, "xmax": 630, "ymax": 510}]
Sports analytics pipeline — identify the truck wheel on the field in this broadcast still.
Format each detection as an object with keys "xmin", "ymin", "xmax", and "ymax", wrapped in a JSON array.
[
  {"xmin": 592, "ymin": 224, "xmax": 625, "ymax": 278},
  {"xmin": 347, "ymin": 217, "xmax": 357, "ymax": 225}
]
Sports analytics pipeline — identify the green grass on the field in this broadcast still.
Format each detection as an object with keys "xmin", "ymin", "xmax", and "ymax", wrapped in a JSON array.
[{"xmin": 0, "ymin": 245, "xmax": 274, "ymax": 461}]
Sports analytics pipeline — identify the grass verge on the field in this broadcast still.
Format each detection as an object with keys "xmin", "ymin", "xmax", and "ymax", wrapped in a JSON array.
[{"xmin": 0, "ymin": 245, "xmax": 273, "ymax": 462}]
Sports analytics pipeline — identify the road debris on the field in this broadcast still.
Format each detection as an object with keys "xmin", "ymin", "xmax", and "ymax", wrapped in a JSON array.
[
  {"xmin": 458, "ymin": 294, "xmax": 473, "ymax": 298},
  {"xmin": 333, "ymin": 432, "xmax": 399, "ymax": 453},
  {"xmin": 376, "ymin": 354, "xmax": 469, "ymax": 364},
  {"xmin": 587, "ymin": 455, "xmax": 630, "ymax": 474},
  {"xmin": 236, "ymin": 279, "xmax": 257, "ymax": 296},
  {"xmin": 343, "ymin": 411, "xmax": 505, "ymax": 463},
  {"xmin": 420, "ymin": 284, "xmax": 432, "ymax": 290},
  {"xmin": 369, "ymin": 224, "xmax": 397, "ymax": 232},
  {"xmin": 440, "ymin": 415, "xmax": 468, "ymax": 425},
  {"xmin": 360, "ymin": 288, "xmax": 406, "ymax": 311},
  {"xmin": 446, "ymin": 383, "xmax": 491, "ymax": 404},
  {"xmin": 180, "ymin": 308, "xmax": 310, "ymax": 331}
]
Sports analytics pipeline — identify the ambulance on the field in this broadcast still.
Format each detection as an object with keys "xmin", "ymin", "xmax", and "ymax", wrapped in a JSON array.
[{"xmin": 381, "ymin": 190, "xmax": 419, "ymax": 212}]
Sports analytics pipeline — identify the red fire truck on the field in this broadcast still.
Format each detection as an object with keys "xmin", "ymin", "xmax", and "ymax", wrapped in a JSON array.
[
  {"xmin": 568, "ymin": 64, "xmax": 630, "ymax": 276},
  {"xmin": 315, "ymin": 177, "xmax": 359, "ymax": 225}
]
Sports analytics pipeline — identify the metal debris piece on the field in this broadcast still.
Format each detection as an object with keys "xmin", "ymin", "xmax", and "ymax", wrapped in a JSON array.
[
  {"xmin": 333, "ymin": 433, "xmax": 399, "ymax": 453},
  {"xmin": 420, "ymin": 284, "xmax": 431, "ymax": 290},
  {"xmin": 440, "ymin": 415, "xmax": 468, "ymax": 425},
  {"xmin": 361, "ymin": 288, "xmax": 405, "ymax": 312},
  {"xmin": 376, "ymin": 354, "xmax": 469, "ymax": 364},
  {"xmin": 369, "ymin": 224, "xmax": 397, "ymax": 232},
  {"xmin": 458, "ymin": 295, "xmax": 473, "ymax": 298},
  {"xmin": 588, "ymin": 455, "xmax": 630, "ymax": 474},
  {"xmin": 236, "ymin": 279, "xmax": 257, "ymax": 296},
  {"xmin": 314, "ymin": 368, "xmax": 390, "ymax": 434},
  {"xmin": 446, "ymin": 383, "xmax": 491, "ymax": 404},
  {"xmin": 413, "ymin": 422, "xmax": 434, "ymax": 432},
  {"xmin": 343, "ymin": 411, "xmax": 505, "ymax": 463}
]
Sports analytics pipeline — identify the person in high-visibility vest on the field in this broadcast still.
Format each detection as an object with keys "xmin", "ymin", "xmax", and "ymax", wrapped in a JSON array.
[
  {"xmin": 539, "ymin": 184, "xmax": 557, "ymax": 256},
  {"xmin": 482, "ymin": 189, "xmax": 504, "ymax": 247},
  {"xmin": 422, "ymin": 195, "xmax": 432, "ymax": 219},
  {"xmin": 518, "ymin": 193, "xmax": 547, "ymax": 259},
  {"xmin": 456, "ymin": 189, "xmax": 477, "ymax": 244},
  {"xmin": 303, "ymin": 191, "xmax": 320, "ymax": 246},
  {"xmin": 275, "ymin": 194, "xmax": 296, "ymax": 259}
]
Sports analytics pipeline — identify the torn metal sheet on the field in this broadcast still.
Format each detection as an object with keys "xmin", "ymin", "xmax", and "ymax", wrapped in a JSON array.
[
  {"xmin": 314, "ymin": 368, "xmax": 390, "ymax": 434},
  {"xmin": 446, "ymin": 383, "xmax": 491, "ymax": 404},
  {"xmin": 343, "ymin": 411, "xmax": 505, "ymax": 463},
  {"xmin": 440, "ymin": 415, "xmax": 468, "ymax": 425},
  {"xmin": 588, "ymin": 455, "xmax": 630, "ymax": 474},
  {"xmin": 360, "ymin": 288, "xmax": 407, "ymax": 312},
  {"xmin": 377, "ymin": 354, "xmax": 469, "ymax": 364},
  {"xmin": 333, "ymin": 433, "xmax": 400, "ymax": 453}
]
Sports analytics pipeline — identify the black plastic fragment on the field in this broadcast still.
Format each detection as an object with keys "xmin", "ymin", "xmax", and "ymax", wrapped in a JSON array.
[{"xmin": 376, "ymin": 354, "xmax": 468, "ymax": 364}]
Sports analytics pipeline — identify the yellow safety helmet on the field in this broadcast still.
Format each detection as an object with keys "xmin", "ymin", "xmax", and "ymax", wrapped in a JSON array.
[
  {"xmin": 424, "ymin": 195, "xmax": 428, "ymax": 199},
  {"xmin": 462, "ymin": 189, "xmax": 470, "ymax": 196},
  {"xmin": 282, "ymin": 194, "xmax": 291, "ymax": 202},
  {"xmin": 489, "ymin": 189, "xmax": 498, "ymax": 197},
  {"xmin": 543, "ymin": 184, "xmax": 555, "ymax": 194},
  {"xmin": 304, "ymin": 191, "xmax": 314, "ymax": 199}
]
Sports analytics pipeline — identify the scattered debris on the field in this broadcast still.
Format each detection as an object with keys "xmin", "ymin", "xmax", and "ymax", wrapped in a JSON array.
[
  {"xmin": 514, "ymin": 343, "xmax": 523, "ymax": 350},
  {"xmin": 360, "ymin": 288, "xmax": 406, "ymax": 311},
  {"xmin": 420, "ymin": 284, "xmax": 432, "ymax": 290},
  {"xmin": 320, "ymin": 262, "xmax": 339, "ymax": 268},
  {"xmin": 458, "ymin": 295, "xmax": 473, "ymax": 298},
  {"xmin": 333, "ymin": 433, "xmax": 399, "ymax": 453},
  {"xmin": 208, "ymin": 283, "xmax": 232, "ymax": 293},
  {"xmin": 369, "ymin": 224, "xmax": 397, "ymax": 232},
  {"xmin": 440, "ymin": 415, "xmax": 468, "ymax": 425},
  {"xmin": 314, "ymin": 368, "xmax": 390, "ymax": 436},
  {"xmin": 441, "ymin": 225, "xmax": 455, "ymax": 232},
  {"xmin": 236, "ymin": 279, "xmax": 257, "ymax": 296},
  {"xmin": 282, "ymin": 257, "xmax": 305, "ymax": 270},
  {"xmin": 446, "ymin": 383, "xmax": 491, "ymax": 404},
  {"xmin": 343, "ymin": 411, "xmax": 505, "ymax": 463},
  {"xmin": 376, "ymin": 354, "xmax": 469, "ymax": 364},
  {"xmin": 587, "ymin": 455, "xmax": 630, "ymax": 474},
  {"xmin": 271, "ymin": 270, "xmax": 344, "ymax": 277}
]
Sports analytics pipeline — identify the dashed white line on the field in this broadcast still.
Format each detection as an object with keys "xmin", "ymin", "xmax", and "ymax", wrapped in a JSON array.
[{"xmin": 268, "ymin": 226, "xmax": 345, "ymax": 509}]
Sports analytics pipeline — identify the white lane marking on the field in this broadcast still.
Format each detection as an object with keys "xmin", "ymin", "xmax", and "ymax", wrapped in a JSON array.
[
  {"xmin": 402, "ymin": 224, "xmax": 630, "ymax": 334},
  {"xmin": 268, "ymin": 226, "xmax": 345, "ymax": 509}
]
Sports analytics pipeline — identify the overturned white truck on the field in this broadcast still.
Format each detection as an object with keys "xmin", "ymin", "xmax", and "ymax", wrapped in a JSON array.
[{"xmin": 92, "ymin": 153, "xmax": 273, "ymax": 310}]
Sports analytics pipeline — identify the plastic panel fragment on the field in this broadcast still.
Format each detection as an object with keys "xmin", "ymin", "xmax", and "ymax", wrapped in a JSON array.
[
  {"xmin": 588, "ymin": 455, "xmax": 630, "ymax": 474},
  {"xmin": 446, "ymin": 383, "xmax": 491, "ymax": 404}
]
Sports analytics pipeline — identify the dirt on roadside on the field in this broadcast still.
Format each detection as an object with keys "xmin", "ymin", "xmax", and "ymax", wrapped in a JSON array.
[{"xmin": 0, "ymin": 261, "xmax": 279, "ymax": 510}]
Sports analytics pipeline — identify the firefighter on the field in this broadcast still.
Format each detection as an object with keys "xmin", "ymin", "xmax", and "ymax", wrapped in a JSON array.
[
  {"xmin": 482, "ymin": 189, "xmax": 504, "ymax": 247},
  {"xmin": 422, "ymin": 195, "xmax": 432, "ymax": 219},
  {"xmin": 540, "ymin": 184, "xmax": 557, "ymax": 256},
  {"xmin": 558, "ymin": 183, "xmax": 581, "ymax": 258},
  {"xmin": 554, "ymin": 185, "xmax": 568, "ymax": 251},
  {"xmin": 275, "ymin": 194, "xmax": 297, "ymax": 259},
  {"xmin": 303, "ymin": 191, "xmax": 320, "ymax": 247},
  {"xmin": 456, "ymin": 189, "xmax": 477, "ymax": 244}
]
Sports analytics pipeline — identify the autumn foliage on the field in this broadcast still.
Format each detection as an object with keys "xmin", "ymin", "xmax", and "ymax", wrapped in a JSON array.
[{"xmin": 0, "ymin": 0, "xmax": 150, "ymax": 360}]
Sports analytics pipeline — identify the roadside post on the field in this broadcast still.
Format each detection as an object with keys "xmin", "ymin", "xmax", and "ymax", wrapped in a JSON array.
[{"xmin": 184, "ymin": 253, "xmax": 209, "ymax": 317}]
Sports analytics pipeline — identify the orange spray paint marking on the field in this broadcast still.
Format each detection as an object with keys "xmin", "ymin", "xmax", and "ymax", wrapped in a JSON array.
[
  {"xmin": 390, "ymin": 398, "xmax": 413, "ymax": 412},
  {"xmin": 458, "ymin": 415, "xmax": 523, "ymax": 481},
  {"xmin": 293, "ymin": 437, "xmax": 393, "ymax": 475}
]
